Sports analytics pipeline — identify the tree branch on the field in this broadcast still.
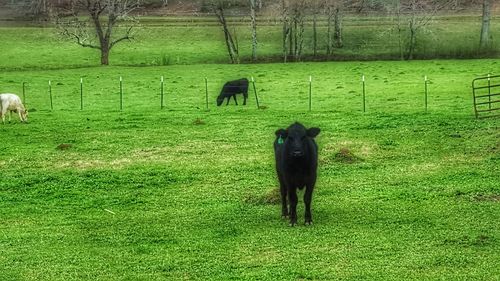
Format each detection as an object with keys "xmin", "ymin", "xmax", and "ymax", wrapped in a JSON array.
[
  {"xmin": 61, "ymin": 27, "xmax": 101, "ymax": 50},
  {"xmin": 110, "ymin": 26, "xmax": 134, "ymax": 49}
]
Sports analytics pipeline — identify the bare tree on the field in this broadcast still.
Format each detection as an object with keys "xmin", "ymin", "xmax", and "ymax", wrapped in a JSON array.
[
  {"xmin": 480, "ymin": 0, "xmax": 492, "ymax": 49},
  {"xmin": 310, "ymin": 0, "xmax": 322, "ymax": 57},
  {"xmin": 249, "ymin": 0, "xmax": 257, "ymax": 61},
  {"xmin": 16, "ymin": 0, "xmax": 54, "ymax": 20},
  {"xmin": 391, "ymin": 0, "xmax": 452, "ymax": 60},
  {"xmin": 281, "ymin": 0, "xmax": 290, "ymax": 62},
  {"xmin": 292, "ymin": 0, "xmax": 306, "ymax": 61},
  {"xmin": 325, "ymin": 0, "xmax": 344, "ymax": 56},
  {"xmin": 280, "ymin": 0, "xmax": 306, "ymax": 62},
  {"xmin": 210, "ymin": 0, "xmax": 240, "ymax": 64},
  {"xmin": 57, "ymin": 0, "xmax": 140, "ymax": 65}
]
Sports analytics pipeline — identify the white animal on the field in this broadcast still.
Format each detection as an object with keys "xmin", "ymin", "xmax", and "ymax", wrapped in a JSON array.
[{"xmin": 0, "ymin": 93, "xmax": 28, "ymax": 124}]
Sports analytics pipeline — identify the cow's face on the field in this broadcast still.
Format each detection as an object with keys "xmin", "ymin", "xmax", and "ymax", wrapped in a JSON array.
[
  {"xmin": 276, "ymin": 123, "xmax": 320, "ymax": 158},
  {"xmin": 20, "ymin": 109, "xmax": 28, "ymax": 122},
  {"xmin": 216, "ymin": 96, "xmax": 224, "ymax": 106}
]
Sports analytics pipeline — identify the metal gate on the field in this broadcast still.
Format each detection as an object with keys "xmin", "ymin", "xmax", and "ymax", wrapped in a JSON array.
[{"xmin": 472, "ymin": 75, "xmax": 500, "ymax": 119}]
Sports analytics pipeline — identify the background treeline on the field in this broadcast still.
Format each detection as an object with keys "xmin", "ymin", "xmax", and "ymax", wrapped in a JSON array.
[
  {"xmin": 0, "ymin": 0, "xmax": 489, "ymax": 18},
  {"xmin": 0, "ymin": 0, "xmax": 497, "ymax": 66}
]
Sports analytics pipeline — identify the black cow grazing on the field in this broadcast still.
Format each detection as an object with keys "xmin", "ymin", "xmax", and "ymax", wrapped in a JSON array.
[
  {"xmin": 274, "ymin": 122, "xmax": 320, "ymax": 226},
  {"xmin": 216, "ymin": 78, "xmax": 249, "ymax": 106}
]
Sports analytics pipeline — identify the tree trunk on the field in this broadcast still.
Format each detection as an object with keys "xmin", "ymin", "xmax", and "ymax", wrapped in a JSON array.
[
  {"xmin": 293, "ymin": 17, "xmax": 298, "ymax": 58},
  {"xmin": 395, "ymin": 2, "xmax": 404, "ymax": 60},
  {"xmin": 283, "ymin": 21, "xmax": 289, "ymax": 63},
  {"xmin": 281, "ymin": 0, "xmax": 288, "ymax": 63},
  {"xmin": 249, "ymin": 0, "xmax": 257, "ymax": 62},
  {"xmin": 100, "ymin": 45, "xmax": 109, "ymax": 65},
  {"xmin": 480, "ymin": 0, "xmax": 492, "ymax": 48},
  {"xmin": 407, "ymin": 18, "xmax": 417, "ymax": 60},
  {"xmin": 326, "ymin": 5, "xmax": 333, "ymax": 56},
  {"xmin": 334, "ymin": 7, "xmax": 343, "ymax": 48},
  {"xmin": 289, "ymin": 21, "xmax": 294, "ymax": 57},
  {"xmin": 312, "ymin": 12, "xmax": 317, "ymax": 56},
  {"xmin": 215, "ymin": 6, "xmax": 239, "ymax": 64},
  {"xmin": 297, "ymin": 16, "xmax": 304, "ymax": 61}
]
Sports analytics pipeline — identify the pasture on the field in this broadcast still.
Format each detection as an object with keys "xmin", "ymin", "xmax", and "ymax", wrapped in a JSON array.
[
  {"xmin": 1, "ymin": 60, "xmax": 499, "ymax": 280},
  {"xmin": 0, "ymin": 15, "xmax": 499, "ymax": 280}
]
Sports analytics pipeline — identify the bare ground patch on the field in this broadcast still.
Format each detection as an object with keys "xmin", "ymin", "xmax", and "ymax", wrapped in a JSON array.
[{"xmin": 243, "ymin": 188, "xmax": 281, "ymax": 205}]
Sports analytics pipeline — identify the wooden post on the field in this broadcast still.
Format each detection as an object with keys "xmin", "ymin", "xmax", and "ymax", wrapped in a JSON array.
[
  {"xmin": 251, "ymin": 76, "xmax": 260, "ymax": 109},
  {"xmin": 424, "ymin": 75, "xmax": 428, "ymax": 112},
  {"xmin": 80, "ymin": 78, "xmax": 84, "ymax": 110},
  {"xmin": 488, "ymin": 74, "xmax": 491, "ymax": 110},
  {"xmin": 49, "ymin": 80, "xmax": 53, "ymax": 110},
  {"xmin": 309, "ymin": 75, "xmax": 312, "ymax": 112},
  {"xmin": 22, "ymin": 82, "xmax": 26, "ymax": 104},
  {"xmin": 362, "ymin": 75, "xmax": 366, "ymax": 112},
  {"xmin": 161, "ymin": 76, "xmax": 164, "ymax": 109},
  {"xmin": 119, "ymin": 76, "xmax": 123, "ymax": 111},
  {"xmin": 205, "ymin": 77, "xmax": 209, "ymax": 110}
]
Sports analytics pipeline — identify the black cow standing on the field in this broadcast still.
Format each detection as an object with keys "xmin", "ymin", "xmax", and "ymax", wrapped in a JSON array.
[
  {"xmin": 216, "ymin": 78, "xmax": 249, "ymax": 106},
  {"xmin": 274, "ymin": 122, "xmax": 320, "ymax": 226}
]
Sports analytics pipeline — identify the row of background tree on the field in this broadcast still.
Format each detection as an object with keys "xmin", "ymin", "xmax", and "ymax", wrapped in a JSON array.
[
  {"xmin": 2, "ymin": 0, "xmax": 488, "ymax": 18},
  {"xmin": 1, "ymin": 0, "xmax": 494, "ymax": 65}
]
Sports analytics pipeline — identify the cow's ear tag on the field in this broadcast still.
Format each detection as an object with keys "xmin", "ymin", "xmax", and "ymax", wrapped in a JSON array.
[{"xmin": 278, "ymin": 135, "xmax": 284, "ymax": 145}]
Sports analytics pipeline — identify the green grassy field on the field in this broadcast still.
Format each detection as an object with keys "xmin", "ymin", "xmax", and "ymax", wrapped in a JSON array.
[
  {"xmin": 0, "ymin": 16, "xmax": 499, "ymax": 280},
  {"xmin": 1, "ymin": 60, "xmax": 499, "ymax": 280}
]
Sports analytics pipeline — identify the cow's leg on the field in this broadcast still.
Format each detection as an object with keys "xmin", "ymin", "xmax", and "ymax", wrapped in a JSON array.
[
  {"xmin": 243, "ymin": 93, "xmax": 247, "ymax": 105},
  {"xmin": 8, "ymin": 111, "xmax": 12, "ymax": 123},
  {"xmin": 304, "ymin": 184, "xmax": 314, "ymax": 225},
  {"xmin": 288, "ymin": 187, "xmax": 298, "ymax": 226},
  {"xmin": 0, "ymin": 106, "xmax": 5, "ymax": 124},
  {"xmin": 233, "ymin": 94, "xmax": 238, "ymax": 105},
  {"xmin": 279, "ymin": 175, "xmax": 288, "ymax": 219},
  {"xmin": 226, "ymin": 97, "xmax": 230, "ymax": 105},
  {"xmin": 17, "ymin": 110, "xmax": 23, "ymax": 122}
]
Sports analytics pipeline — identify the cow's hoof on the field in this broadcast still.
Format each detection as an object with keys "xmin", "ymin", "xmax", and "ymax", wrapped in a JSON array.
[
  {"xmin": 289, "ymin": 222, "xmax": 296, "ymax": 227},
  {"xmin": 281, "ymin": 215, "xmax": 289, "ymax": 220},
  {"xmin": 305, "ymin": 221, "xmax": 313, "ymax": 226}
]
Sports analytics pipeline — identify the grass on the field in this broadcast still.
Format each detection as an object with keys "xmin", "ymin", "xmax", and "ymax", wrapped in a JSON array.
[
  {"xmin": 0, "ymin": 60, "xmax": 499, "ymax": 280},
  {"xmin": 0, "ymin": 14, "xmax": 499, "ymax": 280}
]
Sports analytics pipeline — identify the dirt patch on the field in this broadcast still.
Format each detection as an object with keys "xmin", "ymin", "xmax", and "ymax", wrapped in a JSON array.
[
  {"xmin": 443, "ymin": 234, "xmax": 493, "ymax": 247},
  {"xmin": 455, "ymin": 191, "xmax": 500, "ymax": 203},
  {"xmin": 193, "ymin": 118, "xmax": 205, "ymax": 125},
  {"xmin": 333, "ymin": 147, "xmax": 363, "ymax": 164},
  {"xmin": 56, "ymin": 143, "xmax": 73, "ymax": 150},
  {"xmin": 244, "ymin": 188, "xmax": 281, "ymax": 205},
  {"xmin": 473, "ymin": 194, "xmax": 500, "ymax": 202}
]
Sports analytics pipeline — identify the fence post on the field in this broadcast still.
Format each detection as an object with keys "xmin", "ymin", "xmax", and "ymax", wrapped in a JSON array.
[
  {"xmin": 119, "ymin": 76, "xmax": 123, "ymax": 111},
  {"xmin": 49, "ymin": 80, "xmax": 53, "ymax": 110},
  {"xmin": 205, "ymin": 77, "xmax": 209, "ymax": 110},
  {"xmin": 309, "ymin": 75, "xmax": 312, "ymax": 112},
  {"xmin": 362, "ymin": 75, "xmax": 366, "ymax": 112},
  {"xmin": 488, "ymin": 74, "xmax": 491, "ymax": 110},
  {"xmin": 424, "ymin": 75, "xmax": 429, "ymax": 112},
  {"xmin": 251, "ymin": 76, "xmax": 260, "ymax": 109},
  {"xmin": 160, "ymin": 76, "xmax": 164, "ymax": 109},
  {"xmin": 22, "ymin": 82, "xmax": 26, "ymax": 105},
  {"xmin": 80, "ymin": 78, "xmax": 83, "ymax": 110}
]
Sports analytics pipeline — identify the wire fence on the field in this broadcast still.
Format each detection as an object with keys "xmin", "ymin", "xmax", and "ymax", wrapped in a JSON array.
[{"xmin": 12, "ymin": 73, "xmax": 483, "ymax": 116}]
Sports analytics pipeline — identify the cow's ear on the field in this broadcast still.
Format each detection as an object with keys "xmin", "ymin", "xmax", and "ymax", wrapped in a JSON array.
[
  {"xmin": 275, "ymin": 129, "xmax": 287, "ymax": 138},
  {"xmin": 307, "ymin": 127, "xmax": 320, "ymax": 138}
]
